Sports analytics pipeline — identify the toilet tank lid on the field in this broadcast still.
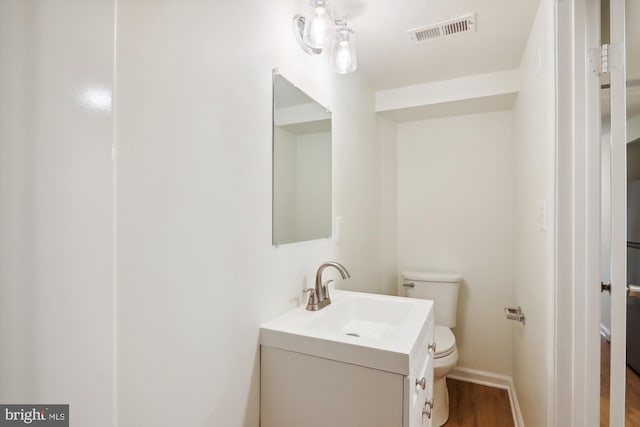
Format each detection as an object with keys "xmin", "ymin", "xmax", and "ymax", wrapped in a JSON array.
[{"xmin": 402, "ymin": 271, "xmax": 462, "ymax": 283}]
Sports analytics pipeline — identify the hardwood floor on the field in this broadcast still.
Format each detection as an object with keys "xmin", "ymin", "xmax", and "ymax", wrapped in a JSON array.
[
  {"xmin": 444, "ymin": 378, "xmax": 514, "ymax": 427},
  {"xmin": 439, "ymin": 339, "xmax": 640, "ymax": 427},
  {"xmin": 600, "ymin": 335, "xmax": 640, "ymax": 427}
]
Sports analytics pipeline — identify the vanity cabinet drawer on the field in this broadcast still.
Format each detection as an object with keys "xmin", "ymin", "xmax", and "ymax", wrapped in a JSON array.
[
  {"xmin": 408, "ymin": 323, "xmax": 435, "ymax": 427},
  {"xmin": 412, "ymin": 355, "xmax": 434, "ymax": 426}
]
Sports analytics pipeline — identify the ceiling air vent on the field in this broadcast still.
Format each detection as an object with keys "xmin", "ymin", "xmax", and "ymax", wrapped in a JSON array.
[{"xmin": 408, "ymin": 13, "xmax": 476, "ymax": 42}]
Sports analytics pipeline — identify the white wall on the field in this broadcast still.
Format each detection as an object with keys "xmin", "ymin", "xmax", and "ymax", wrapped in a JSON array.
[
  {"xmin": 0, "ymin": 1, "xmax": 385, "ymax": 426},
  {"xmin": 0, "ymin": 1, "xmax": 116, "ymax": 425},
  {"xmin": 511, "ymin": 1, "xmax": 556, "ymax": 425},
  {"xmin": 115, "ymin": 1, "xmax": 382, "ymax": 426},
  {"xmin": 379, "ymin": 117, "xmax": 399, "ymax": 295},
  {"xmin": 397, "ymin": 110, "xmax": 515, "ymax": 375}
]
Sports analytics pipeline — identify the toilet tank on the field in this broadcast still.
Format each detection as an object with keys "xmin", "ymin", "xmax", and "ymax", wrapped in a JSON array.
[{"xmin": 402, "ymin": 271, "xmax": 462, "ymax": 328}]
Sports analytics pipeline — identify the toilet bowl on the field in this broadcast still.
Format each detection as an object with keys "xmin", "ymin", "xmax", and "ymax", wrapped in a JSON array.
[
  {"xmin": 432, "ymin": 325, "xmax": 459, "ymax": 427},
  {"xmin": 401, "ymin": 271, "xmax": 462, "ymax": 427}
]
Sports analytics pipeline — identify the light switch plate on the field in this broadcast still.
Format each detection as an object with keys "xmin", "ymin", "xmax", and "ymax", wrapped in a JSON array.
[{"xmin": 538, "ymin": 200, "xmax": 547, "ymax": 232}]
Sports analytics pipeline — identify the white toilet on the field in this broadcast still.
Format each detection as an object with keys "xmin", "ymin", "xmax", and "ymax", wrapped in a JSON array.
[{"xmin": 402, "ymin": 271, "xmax": 462, "ymax": 427}]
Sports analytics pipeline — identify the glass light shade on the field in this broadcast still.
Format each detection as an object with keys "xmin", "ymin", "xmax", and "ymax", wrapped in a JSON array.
[
  {"xmin": 303, "ymin": 0, "xmax": 332, "ymax": 49},
  {"xmin": 330, "ymin": 27, "xmax": 357, "ymax": 74}
]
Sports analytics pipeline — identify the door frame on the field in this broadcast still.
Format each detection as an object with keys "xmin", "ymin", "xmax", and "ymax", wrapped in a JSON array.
[
  {"xmin": 607, "ymin": 0, "xmax": 628, "ymax": 425},
  {"xmin": 555, "ymin": 0, "xmax": 603, "ymax": 425}
]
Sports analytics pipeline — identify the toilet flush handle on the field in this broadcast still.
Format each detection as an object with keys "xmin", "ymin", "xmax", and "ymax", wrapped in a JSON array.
[{"xmin": 402, "ymin": 282, "xmax": 415, "ymax": 288}]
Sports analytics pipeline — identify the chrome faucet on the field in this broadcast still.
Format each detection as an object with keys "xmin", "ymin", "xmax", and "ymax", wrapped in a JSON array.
[{"xmin": 304, "ymin": 261, "xmax": 351, "ymax": 311}]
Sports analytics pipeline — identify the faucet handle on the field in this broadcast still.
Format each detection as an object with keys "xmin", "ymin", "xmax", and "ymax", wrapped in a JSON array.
[
  {"xmin": 303, "ymin": 288, "xmax": 318, "ymax": 305},
  {"xmin": 322, "ymin": 279, "xmax": 334, "ymax": 300}
]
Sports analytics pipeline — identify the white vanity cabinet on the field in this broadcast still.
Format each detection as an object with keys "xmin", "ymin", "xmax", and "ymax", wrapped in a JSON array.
[{"xmin": 259, "ymin": 290, "xmax": 434, "ymax": 427}]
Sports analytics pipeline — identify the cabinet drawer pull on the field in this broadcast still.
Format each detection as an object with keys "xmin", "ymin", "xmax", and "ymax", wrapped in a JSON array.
[
  {"xmin": 422, "ymin": 407, "xmax": 431, "ymax": 418},
  {"xmin": 415, "ymin": 377, "xmax": 426, "ymax": 390},
  {"xmin": 422, "ymin": 398, "xmax": 434, "ymax": 419}
]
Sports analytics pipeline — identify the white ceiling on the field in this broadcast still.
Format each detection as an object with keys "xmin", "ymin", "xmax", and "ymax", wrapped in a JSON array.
[{"xmin": 337, "ymin": 0, "xmax": 540, "ymax": 90}]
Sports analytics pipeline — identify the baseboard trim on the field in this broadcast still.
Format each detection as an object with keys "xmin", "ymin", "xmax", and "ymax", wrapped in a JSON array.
[
  {"xmin": 600, "ymin": 323, "xmax": 611, "ymax": 341},
  {"xmin": 448, "ymin": 367, "xmax": 524, "ymax": 427}
]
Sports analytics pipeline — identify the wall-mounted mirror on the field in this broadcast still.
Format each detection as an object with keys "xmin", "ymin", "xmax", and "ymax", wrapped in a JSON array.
[{"xmin": 272, "ymin": 70, "xmax": 332, "ymax": 246}]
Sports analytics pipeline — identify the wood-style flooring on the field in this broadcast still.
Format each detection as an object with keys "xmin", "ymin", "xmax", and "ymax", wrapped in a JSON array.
[
  {"xmin": 600, "ymin": 335, "xmax": 640, "ymax": 427},
  {"xmin": 444, "ymin": 378, "xmax": 514, "ymax": 427},
  {"xmin": 441, "ymin": 337, "xmax": 640, "ymax": 427}
]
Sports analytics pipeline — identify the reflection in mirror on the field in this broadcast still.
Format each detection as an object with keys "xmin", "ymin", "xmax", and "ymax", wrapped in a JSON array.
[{"xmin": 272, "ymin": 70, "xmax": 332, "ymax": 245}]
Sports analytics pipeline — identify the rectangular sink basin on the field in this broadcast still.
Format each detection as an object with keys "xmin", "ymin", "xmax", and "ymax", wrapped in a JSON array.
[
  {"xmin": 260, "ymin": 290, "xmax": 433, "ymax": 375},
  {"xmin": 307, "ymin": 293, "xmax": 412, "ymax": 339}
]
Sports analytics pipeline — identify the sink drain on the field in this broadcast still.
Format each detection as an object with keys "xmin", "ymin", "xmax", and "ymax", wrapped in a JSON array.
[{"xmin": 346, "ymin": 332, "xmax": 360, "ymax": 338}]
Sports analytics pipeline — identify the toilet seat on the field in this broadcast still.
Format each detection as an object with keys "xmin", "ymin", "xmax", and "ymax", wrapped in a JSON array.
[{"xmin": 434, "ymin": 325, "xmax": 456, "ymax": 359}]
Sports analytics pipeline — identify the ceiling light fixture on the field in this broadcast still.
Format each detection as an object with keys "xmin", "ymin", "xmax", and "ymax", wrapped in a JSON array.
[
  {"xmin": 292, "ymin": 1, "xmax": 358, "ymax": 74},
  {"xmin": 303, "ymin": 0, "xmax": 332, "ymax": 49},
  {"xmin": 330, "ymin": 19, "xmax": 357, "ymax": 74}
]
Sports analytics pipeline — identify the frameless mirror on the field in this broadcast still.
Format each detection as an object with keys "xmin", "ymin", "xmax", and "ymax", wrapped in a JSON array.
[{"xmin": 272, "ymin": 70, "xmax": 332, "ymax": 245}]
